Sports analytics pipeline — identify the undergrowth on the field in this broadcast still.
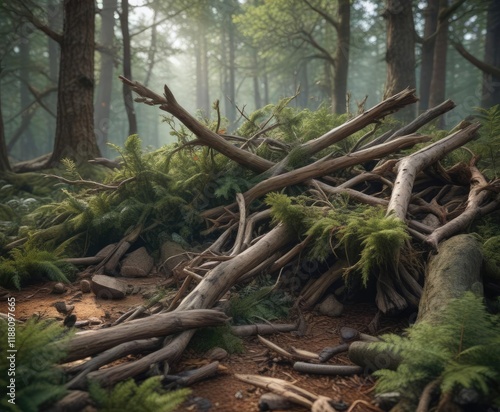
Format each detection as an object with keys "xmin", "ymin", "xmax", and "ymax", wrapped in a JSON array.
[
  {"xmin": 189, "ymin": 324, "xmax": 245, "ymax": 354},
  {"xmin": 0, "ymin": 318, "xmax": 71, "ymax": 412},
  {"xmin": 371, "ymin": 292, "xmax": 500, "ymax": 408},
  {"xmin": 89, "ymin": 376, "xmax": 190, "ymax": 412},
  {"xmin": 0, "ymin": 246, "xmax": 76, "ymax": 289},
  {"xmin": 265, "ymin": 192, "xmax": 410, "ymax": 286}
]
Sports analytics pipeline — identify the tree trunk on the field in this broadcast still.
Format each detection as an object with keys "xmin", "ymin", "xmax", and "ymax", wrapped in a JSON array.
[
  {"xmin": 222, "ymin": 3, "xmax": 237, "ymax": 126},
  {"xmin": 482, "ymin": 0, "xmax": 500, "ymax": 107},
  {"xmin": 384, "ymin": 0, "xmax": 416, "ymax": 122},
  {"xmin": 120, "ymin": 0, "xmax": 138, "ymax": 136},
  {"xmin": 48, "ymin": 0, "xmax": 101, "ymax": 166},
  {"xmin": 46, "ymin": 0, "xmax": 61, "ymax": 154},
  {"xmin": 428, "ymin": 0, "xmax": 449, "ymax": 116},
  {"xmin": 252, "ymin": 47, "xmax": 261, "ymax": 110},
  {"xmin": 0, "ymin": 76, "xmax": 10, "ymax": 172},
  {"xmin": 19, "ymin": 39, "xmax": 35, "ymax": 159},
  {"xmin": 332, "ymin": 0, "xmax": 350, "ymax": 114},
  {"xmin": 94, "ymin": 0, "xmax": 117, "ymax": 152},
  {"xmin": 418, "ymin": 1, "xmax": 438, "ymax": 113}
]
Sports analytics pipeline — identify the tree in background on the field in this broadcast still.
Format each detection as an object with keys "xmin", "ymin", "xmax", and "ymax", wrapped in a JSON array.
[
  {"xmin": 383, "ymin": 0, "xmax": 416, "ymax": 121},
  {"xmin": 0, "ymin": 70, "xmax": 10, "ymax": 172},
  {"xmin": 236, "ymin": 0, "xmax": 351, "ymax": 114},
  {"xmin": 95, "ymin": 0, "xmax": 118, "ymax": 152}
]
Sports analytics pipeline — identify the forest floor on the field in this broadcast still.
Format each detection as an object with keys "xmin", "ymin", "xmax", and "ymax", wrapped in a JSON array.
[{"xmin": 8, "ymin": 275, "xmax": 408, "ymax": 412}]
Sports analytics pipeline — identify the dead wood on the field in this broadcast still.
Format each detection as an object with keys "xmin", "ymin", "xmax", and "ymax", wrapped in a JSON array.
[
  {"xmin": 360, "ymin": 99, "xmax": 456, "ymax": 150},
  {"xmin": 300, "ymin": 261, "xmax": 345, "ymax": 308},
  {"xmin": 387, "ymin": 123, "xmax": 481, "ymax": 221},
  {"xmin": 425, "ymin": 165, "xmax": 493, "ymax": 248},
  {"xmin": 62, "ymin": 309, "xmax": 228, "ymax": 362},
  {"xmin": 65, "ymin": 338, "xmax": 161, "ymax": 389},
  {"xmin": 231, "ymin": 323, "xmax": 297, "ymax": 337},
  {"xmin": 417, "ymin": 234, "xmax": 483, "ymax": 324},
  {"xmin": 293, "ymin": 362, "xmax": 363, "ymax": 375},
  {"xmin": 119, "ymin": 76, "xmax": 274, "ymax": 173},
  {"xmin": 164, "ymin": 361, "xmax": 220, "ymax": 387}
]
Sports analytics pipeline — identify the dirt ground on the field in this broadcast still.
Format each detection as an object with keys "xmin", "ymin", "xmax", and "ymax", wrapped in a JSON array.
[{"xmin": 4, "ymin": 275, "xmax": 407, "ymax": 412}]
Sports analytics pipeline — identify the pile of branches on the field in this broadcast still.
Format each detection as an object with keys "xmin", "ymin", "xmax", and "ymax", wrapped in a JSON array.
[{"xmin": 52, "ymin": 79, "xmax": 500, "ymax": 410}]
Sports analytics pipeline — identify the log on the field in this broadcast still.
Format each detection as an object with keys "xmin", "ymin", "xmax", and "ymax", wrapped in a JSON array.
[
  {"xmin": 417, "ymin": 234, "xmax": 483, "ymax": 323},
  {"xmin": 62, "ymin": 309, "xmax": 228, "ymax": 362}
]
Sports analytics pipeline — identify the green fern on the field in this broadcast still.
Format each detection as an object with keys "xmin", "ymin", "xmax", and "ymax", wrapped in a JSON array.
[
  {"xmin": 228, "ymin": 278, "xmax": 292, "ymax": 324},
  {"xmin": 371, "ymin": 292, "xmax": 500, "ymax": 408},
  {"xmin": 338, "ymin": 208, "xmax": 410, "ymax": 286},
  {"xmin": 189, "ymin": 325, "xmax": 244, "ymax": 354},
  {"xmin": 0, "ymin": 246, "xmax": 76, "ymax": 289},
  {"xmin": 89, "ymin": 377, "xmax": 190, "ymax": 412},
  {"xmin": 472, "ymin": 104, "xmax": 500, "ymax": 176},
  {"xmin": 0, "ymin": 318, "xmax": 71, "ymax": 412}
]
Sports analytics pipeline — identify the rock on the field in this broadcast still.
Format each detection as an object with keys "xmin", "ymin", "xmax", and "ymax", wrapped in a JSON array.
[
  {"xmin": 80, "ymin": 280, "xmax": 91, "ymax": 293},
  {"xmin": 52, "ymin": 282, "xmax": 66, "ymax": 294},
  {"xmin": 74, "ymin": 320, "xmax": 90, "ymax": 328},
  {"xmin": 234, "ymin": 390, "xmax": 244, "ymax": 400},
  {"xmin": 64, "ymin": 314, "xmax": 77, "ymax": 328},
  {"xmin": 91, "ymin": 274, "xmax": 128, "ymax": 299},
  {"xmin": 160, "ymin": 241, "xmax": 188, "ymax": 275},
  {"xmin": 54, "ymin": 301, "xmax": 74, "ymax": 315},
  {"xmin": 120, "ymin": 247, "xmax": 154, "ymax": 278},
  {"xmin": 317, "ymin": 294, "xmax": 344, "ymax": 317},
  {"xmin": 259, "ymin": 393, "xmax": 293, "ymax": 411}
]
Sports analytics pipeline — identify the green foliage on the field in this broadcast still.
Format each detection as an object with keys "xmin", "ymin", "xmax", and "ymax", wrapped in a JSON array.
[
  {"xmin": 89, "ymin": 376, "xmax": 190, "ymax": 412},
  {"xmin": 338, "ymin": 209, "xmax": 410, "ymax": 286},
  {"xmin": 266, "ymin": 193, "xmax": 409, "ymax": 285},
  {"xmin": 0, "ymin": 246, "xmax": 76, "ymax": 289},
  {"xmin": 189, "ymin": 325, "xmax": 244, "ymax": 354},
  {"xmin": 228, "ymin": 277, "xmax": 293, "ymax": 324},
  {"xmin": 371, "ymin": 292, "xmax": 500, "ymax": 408},
  {"xmin": 470, "ymin": 105, "xmax": 500, "ymax": 177},
  {"xmin": 0, "ymin": 318, "xmax": 71, "ymax": 412}
]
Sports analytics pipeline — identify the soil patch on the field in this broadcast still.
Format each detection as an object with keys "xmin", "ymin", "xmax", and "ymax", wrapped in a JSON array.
[{"xmin": 5, "ymin": 277, "xmax": 407, "ymax": 411}]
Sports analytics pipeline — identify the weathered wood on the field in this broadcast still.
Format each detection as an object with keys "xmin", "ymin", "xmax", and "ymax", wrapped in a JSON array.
[
  {"xmin": 426, "ymin": 166, "xmax": 492, "ymax": 249},
  {"xmin": 62, "ymin": 309, "xmax": 228, "ymax": 362},
  {"xmin": 417, "ymin": 234, "xmax": 483, "ymax": 323},
  {"xmin": 387, "ymin": 123, "xmax": 481, "ymax": 220}
]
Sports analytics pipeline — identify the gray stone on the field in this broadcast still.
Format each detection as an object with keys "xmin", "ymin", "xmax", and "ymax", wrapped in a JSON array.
[
  {"xmin": 317, "ymin": 294, "xmax": 344, "ymax": 317},
  {"xmin": 80, "ymin": 280, "xmax": 91, "ymax": 293},
  {"xmin": 91, "ymin": 274, "xmax": 128, "ymax": 299},
  {"xmin": 160, "ymin": 241, "xmax": 188, "ymax": 275},
  {"xmin": 120, "ymin": 247, "xmax": 154, "ymax": 278},
  {"xmin": 52, "ymin": 282, "xmax": 66, "ymax": 294}
]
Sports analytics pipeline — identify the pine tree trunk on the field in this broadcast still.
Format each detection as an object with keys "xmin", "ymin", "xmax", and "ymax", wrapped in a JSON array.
[
  {"xmin": 0, "ymin": 79, "xmax": 10, "ymax": 172},
  {"xmin": 384, "ymin": 0, "xmax": 416, "ymax": 122},
  {"xmin": 429, "ymin": 0, "xmax": 449, "ymax": 115},
  {"xmin": 48, "ymin": 0, "xmax": 101, "ymax": 166},
  {"xmin": 120, "ymin": 0, "xmax": 138, "ymax": 136},
  {"xmin": 95, "ymin": 0, "xmax": 118, "ymax": 152},
  {"xmin": 418, "ymin": 1, "xmax": 438, "ymax": 113},
  {"xmin": 482, "ymin": 0, "xmax": 500, "ymax": 107},
  {"xmin": 332, "ymin": 0, "xmax": 350, "ymax": 114}
]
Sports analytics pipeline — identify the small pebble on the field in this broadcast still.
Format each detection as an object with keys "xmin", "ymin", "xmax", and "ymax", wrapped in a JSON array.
[
  {"xmin": 234, "ymin": 390, "xmax": 244, "ymax": 400},
  {"xmin": 80, "ymin": 280, "xmax": 91, "ymax": 293},
  {"xmin": 52, "ymin": 283, "xmax": 66, "ymax": 294}
]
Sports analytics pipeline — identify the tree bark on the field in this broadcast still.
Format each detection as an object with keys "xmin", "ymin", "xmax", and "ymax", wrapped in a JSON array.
[
  {"xmin": 417, "ymin": 234, "xmax": 483, "ymax": 324},
  {"xmin": 95, "ymin": 0, "xmax": 118, "ymax": 151},
  {"xmin": 120, "ymin": 0, "xmax": 138, "ymax": 136},
  {"xmin": 384, "ymin": 0, "xmax": 416, "ymax": 122},
  {"xmin": 418, "ymin": 1, "xmax": 438, "ymax": 113},
  {"xmin": 332, "ymin": 0, "xmax": 350, "ymax": 114},
  {"xmin": 48, "ymin": 0, "xmax": 101, "ymax": 166},
  {"xmin": 482, "ymin": 0, "xmax": 500, "ymax": 107},
  {"xmin": 428, "ymin": 0, "xmax": 449, "ymax": 115},
  {"xmin": 0, "ymin": 75, "xmax": 10, "ymax": 172}
]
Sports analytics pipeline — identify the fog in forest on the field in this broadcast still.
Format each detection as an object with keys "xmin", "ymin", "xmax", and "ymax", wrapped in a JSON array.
[{"xmin": 0, "ymin": 0, "xmax": 497, "ymax": 163}]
